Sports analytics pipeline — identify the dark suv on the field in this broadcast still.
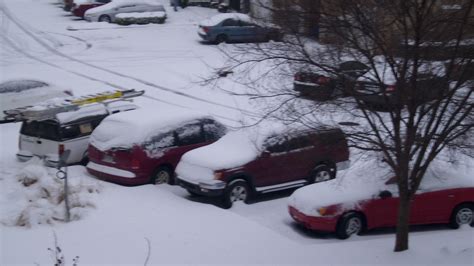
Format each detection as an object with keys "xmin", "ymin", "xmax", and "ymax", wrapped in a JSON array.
[{"xmin": 176, "ymin": 126, "xmax": 350, "ymax": 207}]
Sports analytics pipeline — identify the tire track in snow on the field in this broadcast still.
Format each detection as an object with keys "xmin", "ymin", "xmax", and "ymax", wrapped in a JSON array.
[{"xmin": 0, "ymin": 2, "xmax": 262, "ymax": 120}]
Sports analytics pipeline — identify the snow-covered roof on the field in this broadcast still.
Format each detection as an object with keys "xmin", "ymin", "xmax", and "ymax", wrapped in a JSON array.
[
  {"xmin": 178, "ymin": 121, "xmax": 311, "ymax": 171},
  {"xmin": 55, "ymin": 100, "xmax": 138, "ymax": 124},
  {"xmin": 116, "ymin": 11, "xmax": 166, "ymax": 19},
  {"xmin": 90, "ymin": 107, "xmax": 211, "ymax": 151},
  {"xmin": 85, "ymin": 0, "xmax": 161, "ymax": 15},
  {"xmin": 199, "ymin": 13, "xmax": 251, "ymax": 27}
]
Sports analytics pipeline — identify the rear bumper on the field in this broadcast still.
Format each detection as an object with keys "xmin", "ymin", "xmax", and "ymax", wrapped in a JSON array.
[
  {"xmin": 87, "ymin": 161, "xmax": 149, "ymax": 186},
  {"xmin": 198, "ymin": 32, "xmax": 212, "ymax": 41},
  {"xmin": 289, "ymin": 206, "xmax": 338, "ymax": 232},
  {"xmin": 176, "ymin": 176, "xmax": 226, "ymax": 197}
]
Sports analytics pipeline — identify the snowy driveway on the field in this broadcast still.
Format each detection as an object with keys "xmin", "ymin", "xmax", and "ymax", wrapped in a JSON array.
[{"xmin": 1, "ymin": 0, "xmax": 473, "ymax": 265}]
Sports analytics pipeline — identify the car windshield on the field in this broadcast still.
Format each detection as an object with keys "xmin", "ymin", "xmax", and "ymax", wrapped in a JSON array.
[{"xmin": 20, "ymin": 120, "xmax": 61, "ymax": 141}]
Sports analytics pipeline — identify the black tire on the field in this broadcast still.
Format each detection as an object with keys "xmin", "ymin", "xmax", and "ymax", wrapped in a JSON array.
[
  {"xmin": 336, "ymin": 212, "xmax": 364, "ymax": 239},
  {"xmin": 309, "ymin": 164, "xmax": 335, "ymax": 183},
  {"xmin": 449, "ymin": 203, "xmax": 474, "ymax": 229},
  {"xmin": 98, "ymin": 15, "xmax": 111, "ymax": 23},
  {"xmin": 215, "ymin": 34, "xmax": 228, "ymax": 44},
  {"xmin": 151, "ymin": 166, "xmax": 174, "ymax": 185},
  {"xmin": 221, "ymin": 180, "xmax": 250, "ymax": 208},
  {"xmin": 79, "ymin": 156, "xmax": 89, "ymax": 166}
]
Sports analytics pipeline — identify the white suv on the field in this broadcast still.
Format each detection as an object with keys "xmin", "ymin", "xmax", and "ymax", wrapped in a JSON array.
[{"xmin": 17, "ymin": 101, "xmax": 137, "ymax": 166}]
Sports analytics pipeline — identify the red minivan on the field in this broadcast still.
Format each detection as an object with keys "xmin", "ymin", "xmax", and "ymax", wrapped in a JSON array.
[
  {"xmin": 176, "ymin": 125, "xmax": 350, "ymax": 208},
  {"xmin": 87, "ymin": 109, "xmax": 226, "ymax": 186}
]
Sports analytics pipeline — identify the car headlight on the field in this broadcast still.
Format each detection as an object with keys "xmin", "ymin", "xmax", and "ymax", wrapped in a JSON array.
[
  {"xmin": 213, "ymin": 171, "xmax": 224, "ymax": 180},
  {"xmin": 317, "ymin": 207, "xmax": 327, "ymax": 216}
]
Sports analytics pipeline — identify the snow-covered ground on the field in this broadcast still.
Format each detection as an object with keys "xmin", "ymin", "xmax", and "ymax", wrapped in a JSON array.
[{"xmin": 1, "ymin": 0, "xmax": 473, "ymax": 265}]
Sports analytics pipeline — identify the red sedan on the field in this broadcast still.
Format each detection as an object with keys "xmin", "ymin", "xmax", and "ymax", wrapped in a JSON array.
[
  {"xmin": 289, "ymin": 179, "xmax": 474, "ymax": 239},
  {"xmin": 71, "ymin": 0, "xmax": 110, "ymax": 18}
]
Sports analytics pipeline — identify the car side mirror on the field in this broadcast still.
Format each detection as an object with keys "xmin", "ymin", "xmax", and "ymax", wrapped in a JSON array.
[{"xmin": 379, "ymin": 190, "xmax": 392, "ymax": 199}]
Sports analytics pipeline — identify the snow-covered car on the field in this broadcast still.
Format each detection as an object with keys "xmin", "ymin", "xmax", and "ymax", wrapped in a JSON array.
[
  {"xmin": 84, "ymin": 0, "xmax": 166, "ymax": 23},
  {"xmin": 197, "ymin": 13, "xmax": 282, "ymax": 44},
  {"xmin": 288, "ymin": 176, "xmax": 474, "ymax": 239},
  {"xmin": 17, "ymin": 101, "xmax": 138, "ymax": 166},
  {"xmin": 86, "ymin": 108, "xmax": 227, "ymax": 186},
  {"xmin": 176, "ymin": 124, "xmax": 350, "ymax": 208},
  {"xmin": 0, "ymin": 80, "xmax": 72, "ymax": 123},
  {"xmin": 294, "ymin": 61, "xmax": 369, "ymax": 101},
  {"xmin": 71, "ymin": 0, "xmax": 111, "ymax": 18}
]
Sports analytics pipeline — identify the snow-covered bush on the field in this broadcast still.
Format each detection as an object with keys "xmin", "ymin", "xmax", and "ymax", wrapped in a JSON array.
[
  {"xmin": 115, "ymin": 12, "xmax": 166, "ymax": 25},
  {"xmin": 0, "ymin": 159, "xmax": 101, "ymax": 227}
]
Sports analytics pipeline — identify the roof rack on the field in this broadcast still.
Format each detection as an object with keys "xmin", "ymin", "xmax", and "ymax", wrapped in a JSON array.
[{"xmin": 3, "ymin": 89, "xmax": 144, "ymax": 122}]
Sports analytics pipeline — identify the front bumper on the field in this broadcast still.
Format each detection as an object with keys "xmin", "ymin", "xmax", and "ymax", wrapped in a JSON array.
[
  {"xmin": 176, "ymin": 176, "xmax": 226, "ymax": 197},
  {"xmin": 86, "ymin": 161, "xmax": 149, "ymax": 186},
  {"xmin": 289, "ymin": 206, "xmax": 338, "ymax": 232}
]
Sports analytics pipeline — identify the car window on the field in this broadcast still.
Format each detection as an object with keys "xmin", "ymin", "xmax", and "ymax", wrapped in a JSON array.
[
  {"xmin": 144, "ymin": 131, "xmax": 176, "ymax": 152},
  {"xmin": 175, "ymin": 123, "xmax": 205, "ymax": 146},
  {"xmin": 60, "ymin": 122, "xmax": 94, "ymax": 140},
  {"xmin": 222, "ymin": 19, "xmax": 240, "ymax": 27},
  {"xmin": 20, "ymin": 120, "xmax": 60, "ymax": 141},
  {"xmin": 286, "ymin": 135, "xmax": 312, "ymax": 151},
  {"xmin": 240, "ymin": 21, "xmax": 255, "ymax": 27},
  {"xmin": 97, "ymin": 0, "xmax": 110, "ymax": 3},
  {"xmin": 316, "ymin": 130, "xmax": 345, "ymax": 145},
  {"xmin": 202, "ymin": 120, "xmax": 226, "ymax": 142},
  {"xmin": 264, "ymin": 135, "xmax": 288, "ymax": 153}
]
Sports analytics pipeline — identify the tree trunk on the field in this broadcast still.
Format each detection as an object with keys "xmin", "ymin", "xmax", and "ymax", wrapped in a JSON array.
[{"xmin": 394, "ymin": 194, "xmax": 411, "ymax": 251}]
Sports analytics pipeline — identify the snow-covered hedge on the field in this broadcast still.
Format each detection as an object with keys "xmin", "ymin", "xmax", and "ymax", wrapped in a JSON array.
[
  {"xmin": 115, "ymin": 12, "xmax": 166, "ymax": 25},
  {"xmin": 0, "ymin": 159, "xmax": 101, "ymax": 227}
]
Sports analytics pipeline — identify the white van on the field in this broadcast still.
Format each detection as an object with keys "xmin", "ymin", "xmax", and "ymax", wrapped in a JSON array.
[{"xmin": 17, "ymin": 101, "xmax": 137, "ymax": 166}]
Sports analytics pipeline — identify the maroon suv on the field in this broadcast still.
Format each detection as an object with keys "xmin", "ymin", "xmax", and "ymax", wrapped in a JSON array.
[
  {"xmin": 71, "ymin": 0, "xmax": 110, "ymax": 18},
  {"xmin": 86, "ymin": 109, "xmax": 227, "ymax": 186},
  {"xmin": 176, "ymin": 125, "xmax": 350, "ymax": 208}
]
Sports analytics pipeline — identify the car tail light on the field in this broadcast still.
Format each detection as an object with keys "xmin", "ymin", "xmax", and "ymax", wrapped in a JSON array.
[
  {"xmin": 386, "ymin": 85, "xmax": 396, "ymax": 92},
  {"xmin": 316, "ymin": 76, "xmax": 330, "ymax": 84},
  {"xmin": 131, "ymin": 158, "xmax": 140, "ymax": 169},
  {"xmin": 58, "ymin": 144, "xmax": 65, "ymax": 156},
  {"xmin": 202, "ymin": 26, "xmax": 209, "ymax": 33}
]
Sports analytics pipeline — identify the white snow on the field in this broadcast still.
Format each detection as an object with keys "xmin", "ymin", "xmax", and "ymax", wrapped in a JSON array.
[
  {"xmin": 116, "ymin": 11, "xmax": 166, "ymax": 19},
  {"xmin": 200, "ymin": 13, "xmax": 252, "ymax": 26},
  {"xmin": 85, "ymin": 0, "xmax": 162, "ymax": 16},
  {"xmin": 1, "ymin": 0, "xmax": 473, "ymax": 265}
]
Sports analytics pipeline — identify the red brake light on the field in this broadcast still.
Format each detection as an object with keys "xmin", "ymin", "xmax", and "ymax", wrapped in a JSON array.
[
  {"xmin": 386, "ymin": 85, "xmax": 396, "ymax": 92},
  {"xmin": 317, "ymin": 76, "xmax": 330, "ymax": 84},
  {"xmin": 58, "ymin": 144, "xmax": 65, "ymax": 155},
  {"xmin": 202, "ymin": 26, "xmax": 209, "ymax": 33}
]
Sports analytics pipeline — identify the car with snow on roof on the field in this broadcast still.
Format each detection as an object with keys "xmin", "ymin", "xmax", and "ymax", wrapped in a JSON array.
[
  {"xmin": 16, "ymin": 100, "xmax": 138, "ymax": 166},
  {"xmin": 84, "ymin": 0, "xmax": 165, "ymax": 23},
  {"xmin": 288, "ymin": 175, "xmax": 474, "ymax": 239},
  {"xmin": 197, "ymin": 13, "xmax": 282, "ymax": 44},
  {"xmin": 86, "ymin": 108, "xmax": 227, "ymax": 186},
  {"xmin": 1, "ymin": 80, "xmax": 73, "ymax": 124},
  {"xmin": 71, "ymin": 0, "xmax": 111, "ymax": 18},
  {"xmin": 175, "ymin": 124, "xmax": 350, "ymax": 208}
]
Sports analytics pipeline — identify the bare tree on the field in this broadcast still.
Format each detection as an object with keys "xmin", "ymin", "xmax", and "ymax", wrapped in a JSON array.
[{"xmin": 209, "ymin": 0, "xmax": 473, "ymax": 252}]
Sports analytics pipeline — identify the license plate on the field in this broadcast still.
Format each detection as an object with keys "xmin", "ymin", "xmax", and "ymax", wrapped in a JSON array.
[{"xmin": 102, "ymin": 155, "xmax": 115, "ymax": 163}]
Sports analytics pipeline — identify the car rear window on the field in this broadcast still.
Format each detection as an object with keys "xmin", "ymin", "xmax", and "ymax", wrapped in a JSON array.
[{"xmin": 20, "ymin": 120, "xmax": 61, "ymax": 141}]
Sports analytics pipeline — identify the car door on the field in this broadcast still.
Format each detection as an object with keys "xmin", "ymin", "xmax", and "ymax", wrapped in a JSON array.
[
  {"xmin": 220, "ymin": 18, "xmax": 242, "ymax": 41},
  {"xmin": 239, "ymin": 21, "xmax": 260, "ymax": 41},
  {"xmin": 252, "ymin": 135, "xmax": 292, "ymax": 188},
  {"xmin": 409, "ymin": 188, "xmax": 455, "ymax": 224},
  {"xmin": 281, "ymin": 135, "xmax": 314, "ymax": 183},
  {"xmin": 113, "ymin": 4, "xmax": 138, "ymax": 16},
  {"xmin": 364, "ymin": 185, "xmax": 400, "ymax": 228}
]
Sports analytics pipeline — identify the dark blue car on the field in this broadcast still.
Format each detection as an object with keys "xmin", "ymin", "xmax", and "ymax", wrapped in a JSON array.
[{"xmin": 198, "ymin": 13, "xmax": 282, "ymax": 44}]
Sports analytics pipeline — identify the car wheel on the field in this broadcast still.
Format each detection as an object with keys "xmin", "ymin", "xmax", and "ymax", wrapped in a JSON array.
[
  {"xmin": 222, "ymin": 180, "xmax": 250, "ymax": 208},
  {"xmin": 336, "ymin": 212, "xmax": 364, "ymax": 239},
  {"xmin": 310, "ymin": 164, "xmax": 335, "ymax": 183},
  {"xmin": 98, "ymin": 15, "xmax": 111, "ymax": 23},
  {"xmin": 151, "ymin": 166, "xmax": 173, "ymax": 185},
  {"xmin": 450, "ymin": 203, "xmax": 474, "ymax": 229},
  {"xmin": 215, "ymin": 34, "xmax": 228, "ymax": 44}
]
